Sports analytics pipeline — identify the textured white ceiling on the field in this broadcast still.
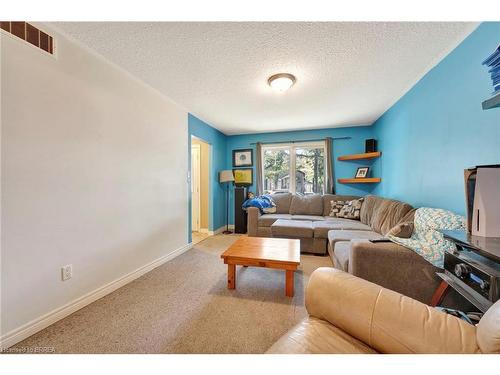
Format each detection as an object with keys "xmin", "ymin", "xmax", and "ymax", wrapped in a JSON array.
[{"xmin": 52, "ymin": 22, "xmax": 478, "ymax": 135}]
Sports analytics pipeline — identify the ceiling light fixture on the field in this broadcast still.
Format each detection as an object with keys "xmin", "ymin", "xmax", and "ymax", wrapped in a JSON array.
[{"xmin": 267, "ymin": 73, "xmax": 296, "ymax": 92}]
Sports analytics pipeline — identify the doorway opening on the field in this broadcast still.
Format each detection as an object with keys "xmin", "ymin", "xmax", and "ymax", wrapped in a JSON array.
[{"xmin": 191, "ymin": 136, "xmax": 211, "ymax": 245}]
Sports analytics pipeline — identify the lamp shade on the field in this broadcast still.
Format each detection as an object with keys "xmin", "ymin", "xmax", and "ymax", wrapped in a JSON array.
[{"xmin": 219, "ymin": 170, "xmax": 235, "ymax": 183}]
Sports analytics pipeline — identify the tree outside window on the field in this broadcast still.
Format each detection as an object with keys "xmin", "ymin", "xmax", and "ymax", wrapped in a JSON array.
[{"xmin": 262, "ymin": 142, "xmax": 326, "ymax": 195}]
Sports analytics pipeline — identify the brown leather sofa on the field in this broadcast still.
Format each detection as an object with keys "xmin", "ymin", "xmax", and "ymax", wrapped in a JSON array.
[{"xmin": 267, "ymin": 268, "xmax": 500, "ymax": 354}]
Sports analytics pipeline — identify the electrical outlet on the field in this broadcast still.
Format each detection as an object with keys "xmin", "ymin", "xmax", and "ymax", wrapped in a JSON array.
[{"xmin": 61, "ymin": 264, "xmax": 72, "ymax": 281}]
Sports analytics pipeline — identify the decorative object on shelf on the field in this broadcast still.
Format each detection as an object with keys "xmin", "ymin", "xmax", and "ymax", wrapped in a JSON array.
[
  {"xmin": 355, "ymin": 167, "xmax": 369, "ymax": 178},
  {"xmin": 232, "ymin": 149, "xmax": 253, "ymax": 167},
  {"xmin": 219, "ymin": 170, "xmax": 235, "ymax": 234},
  {"xmin": 481, "ymin": 43, "xmax": 500, "ymax": 110},
  {"xmin": 365, "ymin": 139, "xmax": 377, "ymax": 153},
  {"xmin": 233, "ymin": 168, "xmax": 253, "ymax": 186}
]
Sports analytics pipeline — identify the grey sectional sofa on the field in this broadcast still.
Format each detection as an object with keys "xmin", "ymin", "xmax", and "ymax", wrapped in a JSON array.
[
  {"xmin": 247, "ymin": 193, "xmax": 362, "ymax": 254},
  {"xmin": 247, "ymin": 193, "xmax": 446, "ymax": 304}
]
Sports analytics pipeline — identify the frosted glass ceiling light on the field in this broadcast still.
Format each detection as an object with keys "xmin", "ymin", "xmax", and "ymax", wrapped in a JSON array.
[{"xmin": 268, "ymin": 73, "xmax": 296, "ymax": 92}]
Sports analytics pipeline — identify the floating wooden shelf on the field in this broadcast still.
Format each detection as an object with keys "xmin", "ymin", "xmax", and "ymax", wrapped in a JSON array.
[
  {"xmin": 337, "ymin": 178, "xmax": 381, "ymax": 184},
  {"xmin": 337, "ymin": 151, "xmax": 381, "ymax": 161},
  {"xmin": 482, "ymin": 92, "xmax": 500, "ymax": 110}
]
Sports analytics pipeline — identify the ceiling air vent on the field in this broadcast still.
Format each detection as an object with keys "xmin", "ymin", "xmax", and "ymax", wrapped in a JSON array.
[{"xmin": 0, "ymin": 21, "xmax": 54, "ymax": 54}]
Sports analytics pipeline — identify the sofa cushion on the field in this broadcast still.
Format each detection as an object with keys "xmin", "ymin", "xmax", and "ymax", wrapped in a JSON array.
[
  {"xmin": 270, "ymin": 193, "xmax": 293, "ymax": 214},
  {"xmin": 271, "ymin": 219, "xmax": 313, "ymax": 238},
  {"xmin": 313, "ymin": 220, "xmax": 372, "ymax": 239},
  {"xmin": 371, "ymin": 201, "xmax": 413, "ymax": 236},
  {"xmin": 322, "ymin": 194, "xmax": 361, "ymax": 216},
  {"xmin": 360, "ymin": 195, "xmax": 413, "ymax": 235},
  {"xmin": 312, "ymin": 222, "xmax": 337, "ymax": 239},
  {"xmin": 292, "ymin": 215, "xmax": 325, "ymax": 222},
  {"xmin": 328, "ymin": 230, "xmax": 383, "ymax": 250},
  {"xmin": 336, "ymin": 198, "xmax": 364, "ymax": 220},
  {"xmin": 289, "ymin": 194, "xmax": 323, "ymax": 215},
  {"xmin": 359, "ymin": 195, "xmax": 378, "ymax": 225},
  {"xmin": 319, "ymin": 218, "xmax": 371, "ymax": 230},
  {"xmin": 330, "ymin": 241, "xmax": 351, "ymax": 272},
  {"xmin": 266, "ymin": 316, "xmax": 377, "ymax": 354},
  {"xmin": 477, "ymin": 299, "xmax": 500, "ymax": 354},
  {"xmin": 258, "ymin": 213, "xmax": 292, "ymax": 227}
]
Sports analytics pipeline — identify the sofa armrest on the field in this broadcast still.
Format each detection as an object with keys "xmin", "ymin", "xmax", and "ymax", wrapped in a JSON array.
[
  {"xmin": 348, "ymin": 239, "xmax": 440, "ymax": 304},
  {"xmin": 247, "ymin": 207, "xmax": 260, "ymax": 237},
  {"xmin": 305, "ymin": 268, "xmax": 479, "ymax": 354}
]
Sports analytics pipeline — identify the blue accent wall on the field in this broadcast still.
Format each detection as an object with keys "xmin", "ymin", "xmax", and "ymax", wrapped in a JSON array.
[
  {"xmin": 188, "ymin": 114, "xmax": 228, "ymax": 241},
  {"xmin": 372, "ymin": 22, "xmax": 500, "ymax": 215},
  {"xmin": 226, "ymin": 126, "xmax": 376, "ymax": 223}
]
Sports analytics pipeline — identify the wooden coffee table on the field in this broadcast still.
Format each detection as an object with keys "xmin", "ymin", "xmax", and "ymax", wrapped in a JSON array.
[{"xmin": 220, "ymin": 237, "xmax": 301, "ymax": 297}]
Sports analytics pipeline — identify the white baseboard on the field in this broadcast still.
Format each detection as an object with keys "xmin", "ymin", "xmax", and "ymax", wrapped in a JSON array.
[
  {"xmin": 199, "ymin": 228, "xmax": 209, "ymax": 234},
  {"xmin": 0, "ymin": 242, "xmax": 193, "ymax": 349}
]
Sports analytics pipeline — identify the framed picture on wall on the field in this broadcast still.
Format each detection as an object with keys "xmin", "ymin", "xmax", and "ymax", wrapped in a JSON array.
[
  {"xmin": 355, "ymin": 167, "xmax": 370, "ymax": 178},
  {"xmin": 232, "ymin": 149, "xmax": 253, "ymax": 167},
  {"xmin": 233, "ymin": 168, "xmax": 253, "ymax": 186}
]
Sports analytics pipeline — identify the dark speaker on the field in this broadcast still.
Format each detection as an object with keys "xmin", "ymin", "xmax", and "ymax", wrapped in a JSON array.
[
  {"xmin": 234, "ymin": 187, "xmax": 248, "ymax": 234},
  {"xmin": 365, "ymin": 139, "xmax": 377, "ymax": 153}
]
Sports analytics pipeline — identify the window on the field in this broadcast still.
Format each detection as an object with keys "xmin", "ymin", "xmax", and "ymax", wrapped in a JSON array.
[
  {"xmin": 263, "ymin": 147, "xmax": 290, "ymax": 193},
  {"xmin": 262, "ymin": 141, "xmax": 326, "ymax": 195}
]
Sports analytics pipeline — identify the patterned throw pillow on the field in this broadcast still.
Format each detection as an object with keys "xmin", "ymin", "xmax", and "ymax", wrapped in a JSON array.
[
  {"xmin": 330, "ymin": 198, "xmax": 364, "ymax": 220},
  {"xmin": 329, "ymin": 200, "xmax": 346, "ymax": 217}
]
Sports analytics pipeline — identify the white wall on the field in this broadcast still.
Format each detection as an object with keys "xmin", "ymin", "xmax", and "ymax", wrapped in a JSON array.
[{"xmin": 0, "ymin": 25, "xmax": 188, "ymax": 341}]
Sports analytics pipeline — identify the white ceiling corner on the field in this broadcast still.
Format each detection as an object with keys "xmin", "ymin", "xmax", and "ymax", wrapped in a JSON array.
[{"xmin": 52, "ymin": 22, "xmax": 478, "ymax": 135}]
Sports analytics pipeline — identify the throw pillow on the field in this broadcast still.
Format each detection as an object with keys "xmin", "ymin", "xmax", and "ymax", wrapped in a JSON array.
[
  {"xmin": 388, "ymin": 222, "xmax": 414, "ymax": 238},
  {"xmin": 329, "ymin": 200, "xmax": 345, "ymax": 217},
  {"xmin": 329, "ymin": 198, "xmax": 364, "ymax": 220},
  {"xmin": 337, "ymin": 198, "xmax": 364, "ymax": 220}
]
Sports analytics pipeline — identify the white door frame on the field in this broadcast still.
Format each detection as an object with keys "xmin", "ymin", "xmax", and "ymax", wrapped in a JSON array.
[{"xmin": 191, "ymin": 143, "xmax": 201, "ymax": 232}]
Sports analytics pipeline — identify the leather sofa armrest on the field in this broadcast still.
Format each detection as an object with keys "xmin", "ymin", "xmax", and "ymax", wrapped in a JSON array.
[
  {"xmin": 348, "ymin": 239, "xmax": 440, "ymax": 304},
  {"xmin": 247, "ymin": 207, "xmax": 260, "ymax": 237},
  {"xmin": 305, "ymin": 268, "xmax": 479, "ymax": 353}
]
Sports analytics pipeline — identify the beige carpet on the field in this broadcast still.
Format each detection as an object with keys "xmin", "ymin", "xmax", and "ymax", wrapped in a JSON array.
[{"xmin": 13, "ymin": 234, "xmax": 332, "ymax": 353}]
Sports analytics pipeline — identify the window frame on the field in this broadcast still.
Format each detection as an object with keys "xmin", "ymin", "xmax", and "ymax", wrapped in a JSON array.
[{"xmin": 261, "ymin": 141, "xmax": 327, "ymax": 195}]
